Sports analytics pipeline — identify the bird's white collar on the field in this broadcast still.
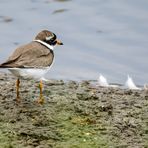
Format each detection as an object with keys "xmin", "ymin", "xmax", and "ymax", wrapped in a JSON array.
[{"xmin": 33, "ymin": 39, "xmax": 54, "ymax": 50}]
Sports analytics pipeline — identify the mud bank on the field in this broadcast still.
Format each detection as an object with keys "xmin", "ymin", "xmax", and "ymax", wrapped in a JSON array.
[{"xmin": 0, "ymin": 73, "xmax": 147, "ymax": 148}]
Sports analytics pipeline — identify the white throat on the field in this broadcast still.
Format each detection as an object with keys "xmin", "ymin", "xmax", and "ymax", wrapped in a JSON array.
[{"xmin": 33, "ymin": 39, "xmax": 54, "ymax": 50}]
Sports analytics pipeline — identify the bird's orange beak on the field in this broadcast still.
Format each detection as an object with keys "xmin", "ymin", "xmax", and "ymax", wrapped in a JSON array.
[{"xmin": 56, "ymin": 40, "xmax": 63, "ymax": 45}]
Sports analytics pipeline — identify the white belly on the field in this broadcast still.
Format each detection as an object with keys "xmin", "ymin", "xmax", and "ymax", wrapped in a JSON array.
[{"xmin": 8, "ymin": 67, "xmax": 50, "ymax": 80}]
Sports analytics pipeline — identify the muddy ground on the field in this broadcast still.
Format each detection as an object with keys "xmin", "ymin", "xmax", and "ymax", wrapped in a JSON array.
[{"xmin": 0, "ymin": 73, "xmax": 147, "ymax": 148}]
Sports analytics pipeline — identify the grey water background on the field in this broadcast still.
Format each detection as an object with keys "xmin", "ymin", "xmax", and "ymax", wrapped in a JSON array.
[{"xmin": 0, "ymin": 0, "xmax": 148, "ymax": 85}]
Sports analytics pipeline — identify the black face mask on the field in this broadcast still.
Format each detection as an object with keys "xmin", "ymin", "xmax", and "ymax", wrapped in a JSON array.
[
  {"xmin": 48, "ymin": 33, "xmax": 57, "ymax": 45},
  {"xmin": 49, "ymin": 40, "xmax": 57, "ymax": 46}
]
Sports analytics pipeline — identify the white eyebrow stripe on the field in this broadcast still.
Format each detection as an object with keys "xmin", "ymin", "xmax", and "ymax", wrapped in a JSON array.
[
  {"xmin": 33, "ymin": 39, "xmax": 54, "ymax": 50},
  {"xmin": 46, "ymin": 36, "xmax": 52, "ymax": 41}
]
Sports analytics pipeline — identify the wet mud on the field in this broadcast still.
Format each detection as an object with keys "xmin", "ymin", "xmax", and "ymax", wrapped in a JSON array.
[{"xmin": 0, "ymin": 73, "xmax": 147, "ymax": 148}]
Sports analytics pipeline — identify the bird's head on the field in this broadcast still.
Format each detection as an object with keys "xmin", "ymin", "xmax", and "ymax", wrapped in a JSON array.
[{"xmin": 35, "ymin": 30, "xmax": 63, "ymax": 46}]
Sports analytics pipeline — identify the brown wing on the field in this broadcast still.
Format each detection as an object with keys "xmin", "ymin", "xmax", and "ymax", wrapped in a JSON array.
[{"xmin": 0, "ymin": 41, "xmax": 54, "ymax": 68}]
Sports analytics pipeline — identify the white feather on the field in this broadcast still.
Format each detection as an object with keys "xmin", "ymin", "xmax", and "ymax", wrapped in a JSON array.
[
  {"xmin": 98, "ymin": 74, "xmax": 109, "ymax": 87},
  {"xmin": 125, "ymin": 75, "xmax": 141, "ymax": 90},
  {"xmin": 41, "ymin": 77, "xmax": 49, "ymax": 82},
  {"xmin": 144, "ymin": 84, "xmax": 148, "ymax": 90}
]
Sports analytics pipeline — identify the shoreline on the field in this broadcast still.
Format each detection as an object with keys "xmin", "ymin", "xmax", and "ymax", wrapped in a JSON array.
[{"xmin": 0, "ymin": 73, "xmax": 147, "ymax": 147}]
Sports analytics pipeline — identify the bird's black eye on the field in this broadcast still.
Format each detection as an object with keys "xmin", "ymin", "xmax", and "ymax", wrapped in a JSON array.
[
  {"xmin": 51, "ymin": 33, "xmax": 56, "ymax": 41},
  {"xmin": 50, "ymin": 38, "xmax": 55, "ymax": 42},
  {"xmin": 48, "ymin": 33, "xmax": 57, "ymax": 45}
]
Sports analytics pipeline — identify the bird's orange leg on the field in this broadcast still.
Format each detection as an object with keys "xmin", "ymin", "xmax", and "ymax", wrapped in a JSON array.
[
  {"xmin": 37, "ymin": 80, "xmax": 45, "ymax": 104},
  {"xmin": 16, "ymin": 78, "xmax": 20, "ymax": 102}
]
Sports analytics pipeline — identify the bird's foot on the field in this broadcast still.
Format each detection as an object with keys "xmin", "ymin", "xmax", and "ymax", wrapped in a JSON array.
[
  {"xmin": 36, "ymin": 97, "xmax": 45, "ymax": 105},
  {"xmin": 16, "ymin": 96, "xmax": 21, "ymax": 103}
]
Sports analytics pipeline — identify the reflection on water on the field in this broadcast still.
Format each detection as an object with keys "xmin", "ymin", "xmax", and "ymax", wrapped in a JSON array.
[
  {"xmin": 45, "ymin": 0, "xmax": 71, "ymax": 3},
  {"xmin": 54, "ymin": 0, "xmax": 71, "ymax": 2},
  {"xmin": 0, "ymin": 0, "xmax": 148, "ymax": 85},
  {"xmin": 0, "ymin": 16, "xmax": 13, "ymax": 23},
  {"xmin": 52, "ymin": 9, "xmax": 68, "ymax": 14}
]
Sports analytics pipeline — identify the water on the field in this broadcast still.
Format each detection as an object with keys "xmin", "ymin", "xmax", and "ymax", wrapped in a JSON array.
[{"xmin": 0, "ymin": 0, "xmax": 148, "ymax": 85}]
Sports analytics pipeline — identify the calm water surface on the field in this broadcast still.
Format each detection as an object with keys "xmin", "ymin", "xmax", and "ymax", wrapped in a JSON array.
[{"xmin": 0, "ymin": 0, "xmax": 148, "ymax": 85}]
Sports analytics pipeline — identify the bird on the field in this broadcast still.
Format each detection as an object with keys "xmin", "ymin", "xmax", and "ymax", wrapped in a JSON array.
[{"xmin": 0, "ymin": 30, "xmax": 63, "ymax": 104}]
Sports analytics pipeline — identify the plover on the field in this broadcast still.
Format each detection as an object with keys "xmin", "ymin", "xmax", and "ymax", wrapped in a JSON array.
[{"xmin": 0, "ymin": 30, "xmax": 63, "ymax": 104}]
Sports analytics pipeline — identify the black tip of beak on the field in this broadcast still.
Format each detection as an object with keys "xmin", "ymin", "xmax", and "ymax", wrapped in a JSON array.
[{"xmin": 56, "ymin": 40, "xmax": 63, "ymax": 45}]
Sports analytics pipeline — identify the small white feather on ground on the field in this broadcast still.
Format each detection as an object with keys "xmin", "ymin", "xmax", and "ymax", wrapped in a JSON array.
[
  {"xmin": 125, "ymin": 75, "xmax": 141, "ymax": 90},
  {"xmin": 40, "ymin": 77, "xmax": 50, "ymax": 82},
  {"xmin": 98, "ymin": 74, "xmax": 119, "ymax": 88},
  {"xmin": 98, "ymin": 74, "xmax": 109, "ymax": 87}
]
